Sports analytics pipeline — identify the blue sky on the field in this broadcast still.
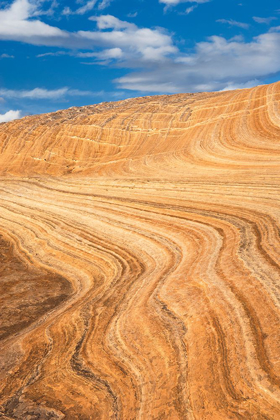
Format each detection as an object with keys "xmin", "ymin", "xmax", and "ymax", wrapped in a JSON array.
[{"xmin": 0, "ymin": 0, "xmax": 279, "ymax": 121}]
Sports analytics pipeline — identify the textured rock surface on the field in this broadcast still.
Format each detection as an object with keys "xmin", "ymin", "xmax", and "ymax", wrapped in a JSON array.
[{"xmin": 0, "ymin": 82, "xmax": 280, "ymax": 419}]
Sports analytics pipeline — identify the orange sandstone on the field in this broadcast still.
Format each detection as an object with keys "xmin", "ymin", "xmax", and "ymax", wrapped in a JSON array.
[{"xmin": 0, "ymin": 83, "xmax": 280, "ymax": 419}]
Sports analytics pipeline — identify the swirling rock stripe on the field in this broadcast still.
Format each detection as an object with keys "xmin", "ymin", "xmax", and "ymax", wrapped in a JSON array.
[{"xmin": 0, "ymin": 82, "xmax": 280, "ymax": 419}]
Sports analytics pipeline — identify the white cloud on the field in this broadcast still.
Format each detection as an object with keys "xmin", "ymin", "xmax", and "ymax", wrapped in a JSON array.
[
  {"xmin": 127, "ymin": 12, "xmax": 138, "ymax": 18},
  {"xmin": 0, "ymin": 0, "xmax": 68, "ymax": 46},
  {"xmin": 270, "ymin": 25, "xmax": 280, "ymax": 32},
  {"xmin": 159, "ymin": 0, "xmax": 210, "ymax": 5},
  {"xmin": 32, "ymin": 13, "xmax": 176, "ymax": 64},
  {"xmin": 80, "ymin": 15, "xmax": 177, "ymax": 62},
  {"xmin": 90, "ymin": 14, "xmax": 134, "ymax": 30},
  {"xmin": 115, "ymin": 30, "xmax": 280, "ymax": 93},
  {"xmin": 160, "ymin": 0, "xmax": 210, "ymax": 15},
  {"xmin": 62, "ymin": 0, "xmax": 112, "ymax": 15},
  {"xmin": 78, "ymin": 47, "xmax": 123, "ymax": 59},
  {"xmin": 98, "ymin": 0, "xmax": 112, "ymax": 10},
  {"xmin": 160, "ymin": 0, "xmax": 209, "ymax": 4},
  {"xmin": 0, "ymin": 53, "xmax": 14, "ymax": 58},
  {"xmin": 185, "ymin": 6, "xmax": 197, "ymax": 14},
  {"xmin": 0, "ymin": 1, "xmax": 176, "ymax": 62},
  {"xmin": 37, "ymin": 49, "xmax": 124, "ymax": 60},
  {"xmin": 221, "ymin": 79, "xmax": 260, "ymax": 91},
  {"xmin": 63, "ymin": 0, "xmax": 97, "ymax": 16},
  {"xmin": 32, "ymin": 0, "xmax": 59, "ymax": 17},
  {"xmin": 0, "ymin": 87, "xmax": 93, "ymax": 99},
  {"xmin": 0, "ymin": 110, "xmax": 22, "ymax": 123},
  {"xmin": 1, "ymin": 0, "xmax": 280, "ymax": 98},
  {"xmin": 36, "ymin": 51, "xmax": 67, "ymax": 57},
  {"xmin": 217, "ymin": 19, "xmax": 249, "ymax": 29},
  {"xmin": 253, "ymin": 16, "xmax": 277, "ymax": 25}
]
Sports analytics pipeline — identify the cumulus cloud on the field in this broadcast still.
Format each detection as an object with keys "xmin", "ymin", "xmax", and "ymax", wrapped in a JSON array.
[
  {"xmin": 217, "ymin": 19, "xmax": 249, "ymax": 29},
  {"xmin": 0, "ymin": 87, "xmax": 94, "ymax": 99},
  {"xmin": 0, "ymin": 1, "xmax": 176, "ymax": 62},
  {"xmin": 115, "ymin": 30, "xmax": 280, "ymax": 93},
  {"xmin": 33, "ymin": 13, "xmax": 176, "ymax": 64},
  {"xmin": 80, "ymin": 15, "xmax": 178, "ymax": 62},
  {"xmin": 0, "ymin": 110, "xmax": 22, "ymax": 123},
  {"xmin": 90, "ymin": 14, "xmax": 134, "ymax": 30},
  {"xmin": 0, "ymin": 0, "xmax": 68, "ymax": 46},
  {"xmin": 1, "ymin": 0, "xmax": 280, "ymax": 97}
]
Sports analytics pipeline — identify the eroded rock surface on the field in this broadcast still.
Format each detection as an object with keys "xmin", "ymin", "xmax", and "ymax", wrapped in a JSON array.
[{"xmin": 0, "ymin": 83, "xmax": 280, "ymax": 419}]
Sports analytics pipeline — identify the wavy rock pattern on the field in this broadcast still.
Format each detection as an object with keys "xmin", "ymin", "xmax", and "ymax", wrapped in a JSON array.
[{"xmin": 0, "ymin": 82, "xmax": 280, "ymax": 419}]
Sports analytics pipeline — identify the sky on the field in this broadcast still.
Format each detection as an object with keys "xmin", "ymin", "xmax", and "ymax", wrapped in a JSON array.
[{"xmin": 0, "ymin": 0, "xmax": 279, "ymax": 121}]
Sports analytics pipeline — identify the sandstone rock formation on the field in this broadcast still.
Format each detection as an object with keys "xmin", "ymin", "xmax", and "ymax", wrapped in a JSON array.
[{"xmin": 0, "ymin": 82, "xmax": 280, "ymax": 419}]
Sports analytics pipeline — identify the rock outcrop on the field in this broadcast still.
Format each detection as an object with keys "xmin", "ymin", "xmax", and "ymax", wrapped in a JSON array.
[{"xmin": 0, "ymin": 82, "xmax": 280, "ymax": 419}]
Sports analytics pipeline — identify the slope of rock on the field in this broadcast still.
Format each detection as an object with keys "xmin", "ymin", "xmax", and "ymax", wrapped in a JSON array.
[{"xmin": 0, "ymin": 82, "xmax": 280, "ymax": 419}]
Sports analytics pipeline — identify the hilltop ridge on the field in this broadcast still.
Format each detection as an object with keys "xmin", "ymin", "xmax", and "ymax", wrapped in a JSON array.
[{"xmin": 1, "ymin": 82, "xmax": 279, "ymax": 178}]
